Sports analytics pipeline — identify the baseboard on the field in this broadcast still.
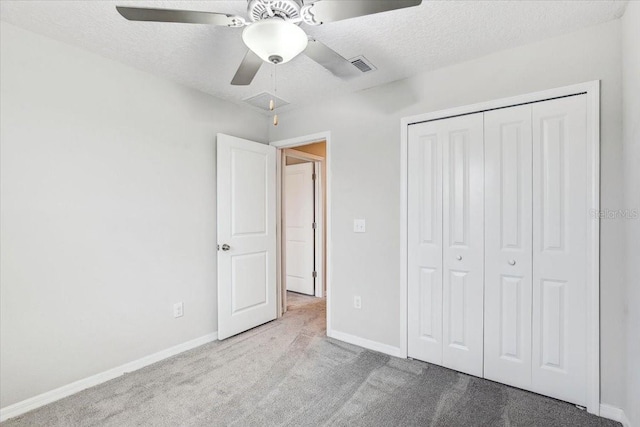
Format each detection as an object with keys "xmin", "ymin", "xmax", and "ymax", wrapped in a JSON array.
[
  {"xmin": 328, "ymin": 329, "xmax": 402, "ymax": 358},
  {"xmin": 0, "ymin": 332, "xmax": 218, "ymax": 422},
  {"xmin": 600, "ymin": 404, "xmax": 631, "ymax": 427}
]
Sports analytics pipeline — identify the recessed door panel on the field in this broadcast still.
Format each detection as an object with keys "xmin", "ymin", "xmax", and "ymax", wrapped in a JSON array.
[
  {"xmin": 408, "ymin": 127, "xmax": 443, "ymax": 364},
  {"xmin": 500, "ymin": 275, "xmax": 524, "ymax": 360},
  {"xmin": 532, "ymin": 95, "xmax": 588, "ymax": 406},
  {"xmin": 441, "ymin": 113, "xmax": 484, "ymax": 378},
  {"xmin": 449, "ymin": 133, "xmax": 469, "ymax": 246},
  {"xmin": 540, "ymin": 279, "xmax": 567, "ymax": 370},
  {"xmin": 419, "ymin": 267, "xmax": 438, "ymax": 341},
  {"xmin": 484, "ymin": 105, "xmax": 533, "ymax": 389},
  {"xmin": 448, "ymin": 270, "xmax": 468, "ymax": 349},
  {"xmin": 540, "ymin": 118, "xmax": 566, "ymax": 251},
  {"xmin": 419, "ymin": 136, "xmax": 438, "ymax": 244},
  {"xmin": 231, "ymin": 148, "xmax": 267, "ymax": 236},
  {"xmin": 232, "ymin": 252, "xmax": 268, "ymax": 314}
]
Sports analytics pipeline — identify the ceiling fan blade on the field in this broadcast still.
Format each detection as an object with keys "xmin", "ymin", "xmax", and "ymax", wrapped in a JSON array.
[
  {"xmin": 304, "ymin": 39, "xmax": 360, "ymax": 79},
  {"xmin": 231, "ymin": 50, "xmax": 263, "ymax": 86},
  {"xmin": 116, "ymin": 6, "xmax": 244, "ymax": 27},
  {"xmin": 306, "ymin": 0, "xmax": 422, "ymax": 23}
]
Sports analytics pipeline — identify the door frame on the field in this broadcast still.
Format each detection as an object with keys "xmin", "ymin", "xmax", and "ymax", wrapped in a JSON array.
[
  {"xmin": 271, "ymin": 132, "xmax": 332, "ymax": 334},
  {"xmin": 399, "ymin": 81, "xmax": 600, "ymax": 415},
  {"xmin": 282, "ymin": 148, "xmax": 325, "ymax": 299}
]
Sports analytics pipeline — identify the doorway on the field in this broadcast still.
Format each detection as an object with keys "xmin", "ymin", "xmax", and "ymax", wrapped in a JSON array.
[
  {"xmin": 283, "ymin": 148, "xmax": 323, "ymax": 298},
  {"xmin": 281, "ymin": 143, "xmax": 326, "ymax": 312},
  {"xmin": 271, "ymin": 134, "xmax": 330, "ymax": 324}
]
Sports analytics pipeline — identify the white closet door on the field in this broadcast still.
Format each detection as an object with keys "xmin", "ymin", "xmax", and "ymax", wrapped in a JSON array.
[
  {"xmin": 532, "ymin": 95, "xmax": 588, "ymax": 406},
  {"xmin": 441, "ymin": 113, "xmax": 485, "ymax": 377},
  {"xmin": 484, "ymin": 105, "xmax": 533, "ymax": 389},
  {"xmin": 407, "ymin": 121, "xmax": 444, "ymax": 364}
]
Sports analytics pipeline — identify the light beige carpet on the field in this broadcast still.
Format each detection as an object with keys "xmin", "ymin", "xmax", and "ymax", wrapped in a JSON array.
[{"xmin": 2, "ymin": 292, "xmax": 619, "ymax": 426}]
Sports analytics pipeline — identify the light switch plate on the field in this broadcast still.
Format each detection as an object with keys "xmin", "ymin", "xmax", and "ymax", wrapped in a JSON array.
[{"xmin": 354, "ymin": 219, "xmax": 366, "ymax": 233}]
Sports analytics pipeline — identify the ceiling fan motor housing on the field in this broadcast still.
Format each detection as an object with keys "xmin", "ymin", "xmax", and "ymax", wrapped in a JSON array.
[{"xmin": 247, "ymin": 0, "xmax": 303, "ymax": 22}]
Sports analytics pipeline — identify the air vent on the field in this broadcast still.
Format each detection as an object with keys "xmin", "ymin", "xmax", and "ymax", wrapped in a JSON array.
[
  {"xmin": 243, "ymin": 92, "xmax": 290, "ymax": 111},
  {"xmin": 349, "ymin": 56, "xmax": 377, "ymax": 73}
]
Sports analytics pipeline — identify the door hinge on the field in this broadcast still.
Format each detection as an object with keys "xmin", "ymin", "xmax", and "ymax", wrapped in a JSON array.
[
  {"xmin": 312, "ymin": 271, "xmax": 318, "ymax": 278},
  {"xmin": 312, "ymin": 222, "xmax": 317, "ymax": 229},
  {"xmin": 312, "ymin": 173, "xmax": 317, "ymax": 181}
]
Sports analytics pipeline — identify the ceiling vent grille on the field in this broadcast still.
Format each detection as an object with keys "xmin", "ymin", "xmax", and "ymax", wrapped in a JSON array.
[
  {"xmin": 243, "ymin": 92, "xmax": 290, "ymax": 111},
  {"xmin": 349, "ymin": 56, "xmax": 377, "ymax": 73}
]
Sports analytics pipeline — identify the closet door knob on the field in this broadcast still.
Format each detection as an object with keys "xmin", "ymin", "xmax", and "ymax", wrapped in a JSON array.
[
  {"xmin": 456, "ymin": 255, "xmax": 462, "ymax": 261},
  {"xmin": 508, "ymin": 260, "xmax": 516, "ymax": 266}
]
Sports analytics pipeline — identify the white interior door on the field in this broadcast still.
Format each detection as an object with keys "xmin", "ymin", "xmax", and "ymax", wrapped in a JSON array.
[
  {"xmin": 217, "ymin": 133, "xmax": 277, "ymax": 340},
  {"xmin": 284, "ymin": 162, "xmax": 315, "ymax": 295},
  {"xmin": 484, "ymin": 105, "xmax": 534, "ymax": 389},
  {"xmin": 407, "ymin": 120, "xmax": 444, "ymax": 365},
  {"xmin": 441, "ymin": 113, "xmax": 485, "ymax": 377},
  {"xmin": 531, "ymin": 95, "xmax": 588, "ymax": 406}
]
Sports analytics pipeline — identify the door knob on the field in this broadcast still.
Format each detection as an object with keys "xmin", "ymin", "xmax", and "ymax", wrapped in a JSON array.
[
  {"xmin": 221, "ymin": 244, "xmax": 231, "ymax": 251},
  {"xmin": 508, "ymin": 260, "xmax": 516, "ymax": 266},
  {"xmin": 456, "ymin": 255, "xmax": 462, "ymax": 261}
]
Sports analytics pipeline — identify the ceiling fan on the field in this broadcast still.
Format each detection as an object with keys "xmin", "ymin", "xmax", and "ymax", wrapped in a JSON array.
[{"xmin": 116, "ymin": 0, "xmax": 422, "ymax": 86}]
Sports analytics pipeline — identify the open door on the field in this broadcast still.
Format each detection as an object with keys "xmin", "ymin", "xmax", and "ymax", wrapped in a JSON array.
[
  {"xmin": 217, "ymin": 134, "xmax": 277, "ymax": 340},
  {"xmin": 284, "ymin": 162, "xmax": 315, "ymax": 295}
]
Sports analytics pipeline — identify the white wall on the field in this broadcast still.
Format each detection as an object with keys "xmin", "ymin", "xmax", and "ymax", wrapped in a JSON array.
[
  {"xmin": 622, "ymin": 2, "xmax": 640, "ymax": 426},
  {"xmin": 0, "ymin": 22, "xmax": 267, "ymax": 408},
  {"xmin": 270, "ymin": 20, "xmax": 626, "ymax": 408}
]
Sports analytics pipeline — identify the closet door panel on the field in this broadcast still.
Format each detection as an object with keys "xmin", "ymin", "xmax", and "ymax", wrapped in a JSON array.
[
  {"xmin": 442, "ymin": 113, "xmax": 484, "ymax": 377},
  {"xmin": 532, "ymin": 95, "xmax": 588, "ymax": 406},
  {"xmin": 407, "ymin": 122, "xmax": 444, "ymax": 364},
  {"xmin": 484, "ymin": 105, "xmax": 533, "ymax": 389}
]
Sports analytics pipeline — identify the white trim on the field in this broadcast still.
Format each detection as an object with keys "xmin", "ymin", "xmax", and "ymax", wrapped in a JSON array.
[
  {"xmin": 270, "ymin": 132, "xmax": 332, "ymax": 334},
  {"xmin": 276, "ymin": 149, "xmax": 285, "ymax": 316},
  {"xmin": 0, "ymin": 332, "xmax": 218, "ymax": 422},
  {"xmin": 400, "ymin": 81, "xmax": 600, "ymax": 414},
  {"xmin": 400, "ymin": 81, "xmax": 599, "ymax": 127},
  {"xmin": 585, "ymin": 81, "xmax": 601, "ymax": 416},
  {"xmin": 270, "ymin": 132, "xmax": 328, "ymax": 149},
  {"xmin": 284, "ymin": 148, "xmax": 325, "ymax": 162},
  {"xmin": 328, "ymin": 330, "xmax": 403, "ymax": 358},
  {"xmin": 313, "ymin": 160, "xmax": 325, "ymax": 298},
  {"xmin": 400, "ymin": 120, "xmax": 409, "ymax": 359},
  {"xmin": 600, "ymin": 404, "xmax": 630, "ymax": 427}
]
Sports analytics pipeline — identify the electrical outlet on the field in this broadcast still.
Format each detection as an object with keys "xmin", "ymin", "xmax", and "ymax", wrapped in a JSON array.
[
  {"xmin": 173, "ymin": 302, "xmax": 184, "ymax": 318},
  {"xmin": 354, "ymin": 296, "xmax": 362, "ymax": 309},
  {"xmin": 353, "ymin": 219, "xmax": 366, "ymax": 233}
]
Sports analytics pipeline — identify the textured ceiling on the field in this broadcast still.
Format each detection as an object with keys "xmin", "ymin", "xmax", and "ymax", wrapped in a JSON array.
[{"xmin": 0, "ymin": 0, "xmax": 628, "ymax": 112}]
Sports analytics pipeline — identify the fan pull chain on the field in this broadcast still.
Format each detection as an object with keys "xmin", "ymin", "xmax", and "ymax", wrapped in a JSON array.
[{"xmin": 271, "ymin": 63, "xmax": 278, "ymax": 126}]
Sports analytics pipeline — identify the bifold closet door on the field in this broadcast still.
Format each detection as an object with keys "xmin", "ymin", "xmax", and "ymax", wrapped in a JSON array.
[
  {"xmin": 407, "ymin": 120, "xmax": 444, "ymax": 365},
  {"xmin": 531, "ymin": 95, "xmax": 588, "ymax": 406},
  {"xmin": 484, "ymin": 105, "xmax": 533, "ymax": 390},
  {"xmin": 441, "ymin": 113, "xmax": 484, "ymax": 377},
  {"xmin": 408, "ymin": 113, "xmax": 484, "ymax": 377}
]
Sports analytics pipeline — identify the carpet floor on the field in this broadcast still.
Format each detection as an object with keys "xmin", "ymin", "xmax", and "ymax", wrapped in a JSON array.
[{"xmin": 3, "ymin": 292, "xmax": 619, "ymax": 427}]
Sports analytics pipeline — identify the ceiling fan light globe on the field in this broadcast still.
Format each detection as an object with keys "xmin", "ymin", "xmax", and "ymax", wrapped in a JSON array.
[{"xmin": 242, "ymin": 19, "xmax": 308, "ymax": 64}]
